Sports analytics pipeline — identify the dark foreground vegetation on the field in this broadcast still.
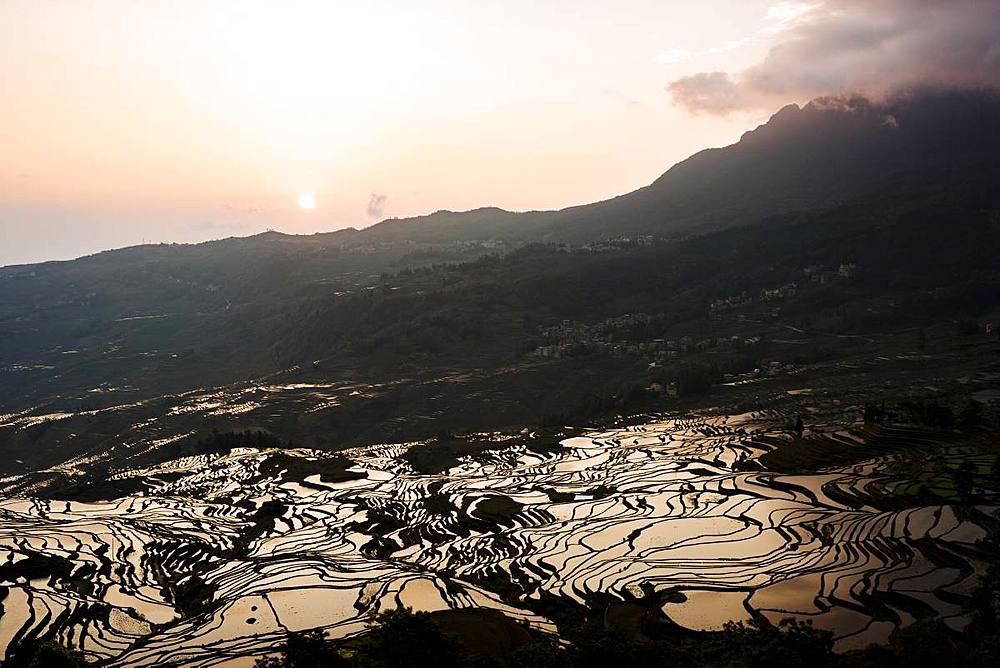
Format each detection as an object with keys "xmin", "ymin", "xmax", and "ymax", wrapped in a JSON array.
[
  {"xmin": 0, "ymin": 641, "xmax": 91, "ymax": 668},
  {"xmin": 8, "ymin": 599, "xmax": 997, "ymax": 668},
  {"xmin": 251, "ymin": 555, "xmax": 1000, "ymax": 668}
]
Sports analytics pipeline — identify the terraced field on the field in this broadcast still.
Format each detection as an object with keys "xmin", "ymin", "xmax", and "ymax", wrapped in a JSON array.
[{"xmin": 1, "ymin": 410, "xmax": 995, "ymax": 666}]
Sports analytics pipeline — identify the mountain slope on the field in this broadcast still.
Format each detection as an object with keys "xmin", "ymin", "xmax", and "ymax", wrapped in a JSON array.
[
  {"xmin": 2, "ymin": 88, "xmax": 999, "ymax": 418},
  {"xmin": 358, "ymin": 88, "xmax": 1000, "ymax": 243}
]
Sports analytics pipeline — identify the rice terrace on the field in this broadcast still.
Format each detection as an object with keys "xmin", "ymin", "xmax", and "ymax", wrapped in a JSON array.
[{"xmin": 3, "ymin": 328, "xmax": 1000, "ymax": 665}]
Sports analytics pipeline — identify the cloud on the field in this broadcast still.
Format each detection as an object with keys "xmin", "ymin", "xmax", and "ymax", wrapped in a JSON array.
[
  {"xmin": 764, "ymin": 1, "xmax": 820, "ymax": 25},
  {"xmin": 367, "ymin": 193, "xmax": 388, "ymax": 219},
  {"xmin": 655, "ymin": 48, "xmax": 694, "ymax": 65},
  {"xmin": 656, "ymin": 42, "xmax": 745, "ymax": 65},
  {"xmin": 667, "ymin": 0, "xmax": 1000, "ymax": 114},
  {"xmin": 655, "ymin": 3, "xmax": 817, "ymax": 66},
  {"xmin": 667, "ymin": 72, "xmax": 746, "ymax": 115}
]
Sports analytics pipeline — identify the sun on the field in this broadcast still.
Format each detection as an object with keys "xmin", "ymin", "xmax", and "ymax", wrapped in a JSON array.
[{"xmin": 297, "ymin": 192, "xmax": 316, "ymax": 210}]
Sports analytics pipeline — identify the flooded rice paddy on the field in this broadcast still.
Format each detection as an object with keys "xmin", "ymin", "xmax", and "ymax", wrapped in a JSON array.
[{"xmin": 0, "ymin": 412, "xmax": 994, "ymax": 665}]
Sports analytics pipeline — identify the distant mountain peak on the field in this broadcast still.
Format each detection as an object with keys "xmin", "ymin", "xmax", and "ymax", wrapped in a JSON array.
[
  {"xmin": 252, "ymin": 229, "xmax": 291, "ymax": 239},
  {"xmin": 770, "ymin": 102, "xmax": 801, "ymax": 120},
  {"xmin": 805, "ymin": 94, "xmax": 876, "ymax": 114},
  {"xmin": 426, "ymin": 206, "xmax": 513, "ymax": 217}
]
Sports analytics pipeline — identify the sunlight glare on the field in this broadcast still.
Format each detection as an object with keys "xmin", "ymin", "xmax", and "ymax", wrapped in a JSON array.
[{"xmin": 297, "ymin": 192, "xmax": 316, "ymax": 210}]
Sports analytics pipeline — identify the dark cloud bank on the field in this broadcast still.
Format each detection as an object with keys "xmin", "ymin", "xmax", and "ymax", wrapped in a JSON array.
[{"xmin": 668, "ymin": 0, "xmax": 1000, "ymax": 114}]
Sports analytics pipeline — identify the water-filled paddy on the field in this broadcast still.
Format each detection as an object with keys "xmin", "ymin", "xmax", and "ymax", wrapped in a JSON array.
[{"xmin": 0, "ymin": 412, "xmax": 993, "ymax": 665}]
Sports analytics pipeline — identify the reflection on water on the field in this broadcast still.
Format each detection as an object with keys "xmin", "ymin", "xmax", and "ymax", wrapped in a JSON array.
[{"xmin": 0, "ymin": 412, "xmax": 993, "ymax": 665}]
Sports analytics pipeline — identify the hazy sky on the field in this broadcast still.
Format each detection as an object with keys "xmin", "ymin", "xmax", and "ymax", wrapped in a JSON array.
[{"xmin": 2, "ymin": 1, "xmax": 996, "ymax": 266}]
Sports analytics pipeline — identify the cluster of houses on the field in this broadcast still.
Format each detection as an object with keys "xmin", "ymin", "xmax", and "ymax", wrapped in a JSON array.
[
  {"xmin": 804, "ymin": 262, "xmax": 858, "ymax": 283},
  {"xmin": 709, "ymin": 283, "xmax": 799, "ymax": 322},
  {"xmin": 722, "ymin": 359, "xmax": 797, "ymax": 384},
  {"xmin": 531, "ymin": 314, "xmax": 762, "ymax": 360},
  {"xmin": 710, "ymin": 281, "xmax": 800, "ymax": 315},
  {"xmin": 577, "ymin": 235, "xmax": 662, "ymax": 252},
  {"xmin": 709, "ymin": 263, "xmax": 859, "ymax": 318},
  {"xmin": 454, "ymin": 239, "xmax": 507, "ymax": 251},
  {"xmin": 448, "ymin": 235, "xmax": 666, "ymax": 256}
]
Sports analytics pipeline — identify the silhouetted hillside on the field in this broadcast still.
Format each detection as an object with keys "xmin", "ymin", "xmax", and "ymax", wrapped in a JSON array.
[
  {"xmin": 356, "ymin": 88, "xmax": 1000, "ymax": 242},
  {"xmin": 2, "ymin": 88, "xmax": 999, "ymax": 426}
]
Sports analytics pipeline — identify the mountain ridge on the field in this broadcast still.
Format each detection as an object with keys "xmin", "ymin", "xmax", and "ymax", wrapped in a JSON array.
[
  {"xmin": 3, "ymin": 87, "xmax": 999, "ymax": 419},
  {"xmin": 5, "ymin": 87, "xmax": 997, "ymax": 271}
]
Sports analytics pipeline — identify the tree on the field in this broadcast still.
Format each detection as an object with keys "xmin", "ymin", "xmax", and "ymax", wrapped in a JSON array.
[
  {"xmin": 955, "ymin": 461, "xmax": 977, "ymax": 505},
  {"xmin": 960, "ymin": 400, "xmax": 983, "ymax": 428},
  {"xmin": 673, "ymin": 363, "xmax": 719, "ymax": 397},
  {"xmin": 254, "ymin": 629, "xmax": 347, "ymax": 668},
  {"xmin": 4, "ymin": 640, "xmax": 91, "ymax": 668},
  {"xmin": 354, "ymin": 608, "xmax": 465, "ymax": 668}
]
